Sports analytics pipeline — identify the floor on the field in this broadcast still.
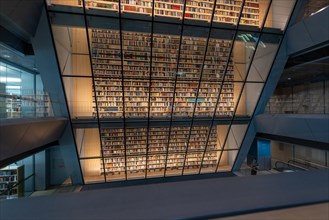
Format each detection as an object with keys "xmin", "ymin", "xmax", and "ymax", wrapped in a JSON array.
[{"xmin": 219, "ymin": 202, "xmax": 329, "ymax": 220}]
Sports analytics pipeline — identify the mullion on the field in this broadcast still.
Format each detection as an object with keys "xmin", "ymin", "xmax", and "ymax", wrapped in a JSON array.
[
  {"xmin": 163, "ymin": 0, "xmax": 188, "ymax": 177},
  {"xmin": 118, "ymin": 0, "xmax": 128, "ymax": 180},
  {"xmin": 198, "ymin": 0, "xmax": 247, "ymax": 173},
  {"xmin": 81, "ymin": 0, "xmax": 107, "ymax": 182},
  {"xmin": 145, "ymin": 0, "xmax": 156, "ymax": 179},
  {"xmin": 181, "ymin": 0, "xmax": 218, "ymax": 175},
  {"xmin": 216, "ymin": 0, "xmax": 274, "ymax": 172}
]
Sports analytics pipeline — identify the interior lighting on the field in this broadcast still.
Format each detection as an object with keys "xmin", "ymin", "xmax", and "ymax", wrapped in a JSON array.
[{"xmin": 0, "ymin": 77, "xmax": 22, "ymax": 83}]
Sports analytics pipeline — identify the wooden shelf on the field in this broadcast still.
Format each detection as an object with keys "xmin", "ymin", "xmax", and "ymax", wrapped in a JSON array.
[
  {"xmin": 0, "ymin": 166, "xmax": 24, "ymax": 199},
  {"xmin": 82, "ymin": 0, "xmax": 260, "ymax": 26},
  {"xmin": 91, "ymin": 30, "xmax": 234, "ymax": 118},
  {"xmin": 100, "ymin": 126, "xmax": 219, "ymax": 174}
]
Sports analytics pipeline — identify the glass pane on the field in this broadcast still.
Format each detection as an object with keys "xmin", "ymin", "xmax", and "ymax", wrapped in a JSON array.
[
  {"xmin": 215, "ymin": 124, "xmax": 229, "ymax": 149},
  {"xmin": 168, "ymin": 126, "xmax": 189, "ymax": 153},
  {"xmin": 207, "ymin": 126, "xmax": 219, "ymax": 151},
  {"xmin": 124, "ymin": 79, "xmax": 149, "ymax": 118},
  {"xmin": 80, "ymin": 158, "xmax": 105, "ymax": 184},
  {"xmin": 200, "ymin": 150, "xmax": 220, "ymax": 173},
  {"xmin": 95, "ymin": 78, "xmax": 123, "ymax": 118},
  {"xmin": 264, "ymin": 0, "xmax": 296, "ymax": 31},
  {"xmin": 147, "ymin": 154, "xmax": 166, "ymax": 178},
  {"xmin": 233, "ymin": 81, "xmax": 245, "ymax": 116},
  {"xmin": 247, "ymin": 34, "xmax": 282, "ymax": 82},
  {"xmin": 104, "ymin": 156, "xmax": 126, "ymax": 181},
  {"xmin": 101, "ymin": 127, "xmax": 125, "ymax": 157},
  {"xmin": 52, "ymin": 26, "xmax": 91, "ymax": 76},
  {"xmin": 258, "ymin": 0, "xmax": 271, "ymax": 27},
  {"xmin": 173, "ymin": 27, "xmax": 208, "ymax": 116},
  {"xmin": 122, "ymin": 23, "xmax": 151, "ymax": 117},
  {"xmin": 120, "ymin": 0, "xmax": 152, "ymax": 14},
  {"xmin": 188, "ymin": 126, "xmax": 209, "ymax": 152},
  {"xmin": 89, "ymin": 28, "xmax": 121, "ymax": 79},
  {"xmin": 308, "ymin": 82, "xmax": 325, "ymax": 114},
  {"xmin": 214, "ymin": 0, "xmax": 243, "ymax": 26},
  {"xmin": 127, "ymin": 155, "xmax": 146, "ymax": 180},
  {"xmin": 150, "ymin": 80, "xmax": 174, "ymax": 117},
  {"xmin": 224, "ymin": 124, "xmax": 248, "ymax": 150},
  {"xmin": 183, "ymin": 152, "xmax": 203, "ymax": 175},
  {"xmin": 62, "ymin": 77, "xmax": 94, "ymax": 118},
  {"xmin": 203, "ymin": 28, "xmax": 234, "ymax": 82},
  {"xmin": 85, "ymin": 0, "xmax": 119, "ymax": 12},
  {"xmin": 236, "ymin": 82, "xmax": 264, "ymax": 116},
  {"xmin": 240, "ymin": 0, "xmax": 262, "ymax": 27},
  {"xmin": 173, "ymin": 81, "xmax": 198, "ymax": 117},
  {"xmin": 50, "ymin": 0, "xmax": 82, "ymax": 7},
  {"xmin": 234, "ymin": 31, "xmax": 261, "ymax": 81},
  {"xmin": 88, "ymin": 17, "xmax": 123, "ymax": 118},
  {"xmin": 184, "ymin": 0, "xmax": 214, "ymax": 23},
  {"xmin": 217, "ymin": 150, "xmax": 238, "ymax": 172},
  {"xmin": 152, "ymin": 24, "xmax": 181, "ymax": 81},
  {"xmin": 148, "ymin": 127, "xmax": 169, "ymax": 154},
  {"xmin": 75, "ymin": 128, "xmax": 101, "ymax": 157},
  {"xmin": 194, "ymin": 82, "xmax": 220, "ymax": 117},
  {"xmin": 178, "ymin": 27, "xmax": 208, "ymax": 81},
  {"xmin": 215, "ymin": 82, "xmax": 242, "ymax": 117},
  {"xmin": 154, "ymin": 0, "xmax": 184, "ymax": 20},
  {"xmin": 165, "ymin": 153, "xmax": 185, "ymax": 176},
  {"xmin": 126, "ymin": 127, "xmax": 147, "ymax": 155}
]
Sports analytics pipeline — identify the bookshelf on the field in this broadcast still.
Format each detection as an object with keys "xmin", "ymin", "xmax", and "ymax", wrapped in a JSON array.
[
  {"xmin": 82, "ymin": 0, "xmax": 260, "ymax": 27},
  {"xmin": 0, "ymin": 166, "xmax": 24, "ymax": 199},
  {"xmin": 0, "ymin": 92, "xmax": 50, "ymax": 118},
  {"xmin": 91, "ymin": 29, "xmax": 234, "ymax": 118},
  {"xmin": 100, "ymin": 126, "xmax": 219, "ymax": 175}
]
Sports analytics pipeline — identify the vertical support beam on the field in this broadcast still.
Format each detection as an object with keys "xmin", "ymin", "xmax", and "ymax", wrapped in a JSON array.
[
  {"xmin": 233, "ymin": 0, "xmax": 305, "ymax": 171},
  {"xmin": 32, "ymin": 6, "xmax": 83, "ymax": 184}
]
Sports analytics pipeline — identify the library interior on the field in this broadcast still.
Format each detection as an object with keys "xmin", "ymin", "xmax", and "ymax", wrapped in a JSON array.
[{"xmin": 0, "ymin": 0, "xmax": 328, "ymax": 219}]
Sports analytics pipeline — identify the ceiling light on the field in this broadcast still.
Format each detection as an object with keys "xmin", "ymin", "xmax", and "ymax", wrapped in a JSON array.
[
  {"xmin": 6, "ymin": 85, "xmax": 21, "ymax": 89},
  {"xmin": 0, "ymin": 77, "xmax": 22, "ymax": 83}
]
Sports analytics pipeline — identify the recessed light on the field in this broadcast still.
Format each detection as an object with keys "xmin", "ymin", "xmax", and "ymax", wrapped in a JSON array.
[
  {"xmin": 2, "ymin": 54, "xmax": 10, "ymax": 58},
  {"xmin": 287, "ymin": 77, "xmax": 291, "ymax": 80}
]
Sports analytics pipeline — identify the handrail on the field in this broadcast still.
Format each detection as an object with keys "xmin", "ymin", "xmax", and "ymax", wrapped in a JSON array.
[
  {"xmin": 274, "ymin": 160, "xmax": 307, "ymax": 171},
  {"xmin": 288, "ymin": 158, "xmax": 328, "ymax": 169}
]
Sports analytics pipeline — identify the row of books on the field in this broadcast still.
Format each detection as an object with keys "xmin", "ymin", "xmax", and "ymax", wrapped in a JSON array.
[{"xmin": 83, "ymin": 0, "xmax": 259, "ymax": 26}]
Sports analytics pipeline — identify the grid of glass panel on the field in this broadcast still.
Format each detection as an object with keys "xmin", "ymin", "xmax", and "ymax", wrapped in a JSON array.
[{"xmin": 48, "ymin": 0, "xmax": 296, "ymax": 183}]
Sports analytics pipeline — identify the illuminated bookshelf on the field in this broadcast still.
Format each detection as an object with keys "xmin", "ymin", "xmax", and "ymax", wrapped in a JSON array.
[
  {"xmin": 100, "ymin": 126, "xmax": 219, "ymax": 175},
  {"xmin": 82, "ymin": 0, "xmax": 260, "ymax": 26},
  {"xmin": 91, "ymin": 30, "xmax": 234, "ymax": 118}
]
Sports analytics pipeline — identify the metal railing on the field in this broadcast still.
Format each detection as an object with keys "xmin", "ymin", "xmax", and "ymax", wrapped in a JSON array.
[{"xmin": 288, "ymin": 158, "xmax": 328, "ymax": 171}]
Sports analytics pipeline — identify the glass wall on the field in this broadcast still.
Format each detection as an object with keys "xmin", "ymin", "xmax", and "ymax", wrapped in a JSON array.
[
  {"xmin": 266, "ymin": 80, "xmax": 329, "ymax": 114},
  {"xmin": 48, "ymin": 0, "xmax": 296, "ymax": 183},
  {"xmin": 0, "ymin": 62, "xmax": 52, "ymax": 119},
  {"xmin": 271, "ymin": 141, "xmax": 329, "ymax": 170}
]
